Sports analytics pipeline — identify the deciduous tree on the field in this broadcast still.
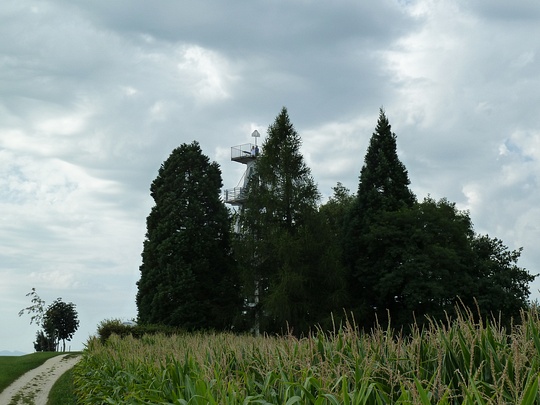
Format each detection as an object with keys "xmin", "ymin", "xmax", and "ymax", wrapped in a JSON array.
[
  {"xmin": 471, "ymin": 234, "xmax": 536, "ymax": 322},
  {"xmin": 319, "ymin": 182, "xmax": 355, "ymax": 246},
  {"xmin": 44, "ymin": 299, "xmax": 79, "ymax": 352},
  {"xmin": 19, "ymin": 289, "xmax": 79, "ymax": 352},
  {"xmin": 384, "ymin": 197, "xmax": 476, "ymax": 327},
  {"xmin": 18, "ymin": 288, "xmax": 46, "ymax": 326}
]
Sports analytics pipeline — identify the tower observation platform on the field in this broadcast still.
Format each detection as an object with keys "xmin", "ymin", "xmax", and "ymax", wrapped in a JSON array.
[
  {"xmin": 231, "ymin": 143, "xmax": 258, "ymax": 164},
  {"xmin": 224, "ymin": 131, "xmax": 260, "ymax": 206}
]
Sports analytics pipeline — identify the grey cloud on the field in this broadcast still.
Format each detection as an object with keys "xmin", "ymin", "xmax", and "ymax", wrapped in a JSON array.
[
  {"xmin": 2, "ymin": 0, "xmax": 540, "ymax": 353},
  {"xmin": 62, "ymin": 1, "xmax": 413, "ymax": 49},
  {"xmin": 463, "ymin": 0, "xmax": 540, "ymax": 21}
]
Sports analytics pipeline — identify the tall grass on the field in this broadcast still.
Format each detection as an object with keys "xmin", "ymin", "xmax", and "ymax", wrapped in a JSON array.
[{"xmin": 74, "ymin": 309, "xmax": 540, "ymax": 404}]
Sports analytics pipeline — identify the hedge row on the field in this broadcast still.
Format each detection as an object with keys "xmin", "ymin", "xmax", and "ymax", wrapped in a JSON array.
[{"xmin": 96, "ymin": 319, "xmax": 185, "ymax": 343}]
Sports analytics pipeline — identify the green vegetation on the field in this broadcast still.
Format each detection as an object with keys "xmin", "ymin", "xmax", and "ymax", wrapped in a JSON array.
[
  {"xmin": 344, "ymin": 108, "xmax": 417, "ymax": 327},
  {"xmin": 96, "ymin": 318, "xmax": 186, "ymax": 343},
  {"xmin": 136, "ymin": 140, "xmax": 240, "ymax": 330},
  {"xmin": 75, "ymin": 308, "xmax": 540, "ymax": 404},
  {"xmin": 135, "ymin": 106, "xmax": 535, "ymax": 337},
  {"xmin": 0, "ymin": 352, "xmax": 63, "ymax": 393},
  {"xmin": 236, "ymin": 106, "xmax": 346, "ymax": 334},
  {"xmin": 18, "ymin": 288, "xmax": 80, "ymax": 352},
  {"xmin": 47, "ymin": 367, "xmax": 77, "ymax": 405},
  {"xmin": 343, "ymin": 109, "xmax": 534, "ymax": 331}
]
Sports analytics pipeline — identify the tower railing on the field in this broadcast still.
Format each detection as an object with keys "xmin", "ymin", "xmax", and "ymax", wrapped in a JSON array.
[
  {"xmin": 224, "ymin": 186, "xmax": 246, "ymax": 205},
  {"xmin": 231, "ymin": 143, "xmax": 258, "ymax": 163}
]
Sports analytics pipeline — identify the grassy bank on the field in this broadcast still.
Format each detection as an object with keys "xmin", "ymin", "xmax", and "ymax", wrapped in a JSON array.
[
  {"xmin": 0, "ymin": 352, "xmax": 64, "ymax": 394},
  {"xmin": 73, "ymin": 308, "xmax": 540, "ymax": 404},
  {"xmin": 47, "ymin": 367, "xmax": 77, "ymax": 405}
]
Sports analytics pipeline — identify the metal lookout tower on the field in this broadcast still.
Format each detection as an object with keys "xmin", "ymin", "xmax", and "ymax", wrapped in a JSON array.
[
  {"xmin": 224, "ymin": 130, "xmax": 260, "ymax": 207},
  {"xmin": 224, "ymin": 129, "xmax": 261, "ymax": 335}
]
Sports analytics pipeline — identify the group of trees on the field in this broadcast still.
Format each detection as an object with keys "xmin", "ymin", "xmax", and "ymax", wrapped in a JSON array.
[
  {"xmin": 19, "ymin": 288, "xmax": 79, "ymax": 351},
  {"xmin": 342, "ymin": 111, "xmax": 534, "ymax": 328},
  {"xmin": 136, "ymin": 107, "xmax": 536, "ymax": 334}
]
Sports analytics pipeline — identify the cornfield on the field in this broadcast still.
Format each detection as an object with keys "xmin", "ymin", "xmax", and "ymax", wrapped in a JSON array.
[{"xmin": 74, "ymin": 308, "xmax": 540, "ymax": 404}]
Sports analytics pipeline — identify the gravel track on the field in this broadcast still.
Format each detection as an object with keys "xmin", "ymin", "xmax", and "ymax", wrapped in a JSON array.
[{"xmin": 0, "ymin": 354, "xmax": 81, "ymax": 405}]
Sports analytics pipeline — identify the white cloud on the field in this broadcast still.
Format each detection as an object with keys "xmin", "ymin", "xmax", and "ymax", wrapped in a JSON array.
[
  {"xmin": 509, "ymin": 130, "xmax": 540, "ymax": 160},
  {"xmin": 301, "ymin": 115, "xmax": 378, "ymax": 198},
  {"xmin": 36, "ymin": 113, "xmax": 88, "ymax": 137},
  {"xmin": 512, "ymin": 51, "xmax": 535, "ymax": 69},
  {"xmin": 461, "ymin": 183, "xmax": 483, "ymax": 212},
  {"xmin": 177, "ymin": 45, "xmax": 236, "ymax": 103},
  {"xmin": 28, "ymin": 270, "xmax": 80, "ymax": 291},
  {"xmin": 382, "ymin": 1, "xmax": 478, "ymax": 129}
]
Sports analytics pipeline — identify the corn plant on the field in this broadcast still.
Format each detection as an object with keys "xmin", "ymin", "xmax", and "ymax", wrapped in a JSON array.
[{"xmin": 73, "ymin": 309, "xmax": 540, "ymax": 404}]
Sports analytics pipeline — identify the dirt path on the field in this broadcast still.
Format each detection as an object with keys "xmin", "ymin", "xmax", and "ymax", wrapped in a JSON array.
[{"xmin": 0, "ymin": 354, "xmax": 81, "ymax": 405}]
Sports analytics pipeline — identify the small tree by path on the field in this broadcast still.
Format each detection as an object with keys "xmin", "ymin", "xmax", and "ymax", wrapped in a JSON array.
[
  {"xmin": 44, "ymin": 299, "xmax": 80, "ymax": 352},
  {"xmin": 18, "ymin": 288, "xmax": 46, "ymax": 326},
  {"xmin": 19, "ymin": 289, "xmax": 80, "ymax": 352}
]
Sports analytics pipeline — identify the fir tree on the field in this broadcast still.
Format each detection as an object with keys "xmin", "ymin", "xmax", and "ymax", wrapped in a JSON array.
[
  {"xmin": 345, "ymin": 109, "xmax": 416, "ymax": 326},
  {"xmin": 356, "ymin": 108, "xmax": 415, "ymax": 214}
]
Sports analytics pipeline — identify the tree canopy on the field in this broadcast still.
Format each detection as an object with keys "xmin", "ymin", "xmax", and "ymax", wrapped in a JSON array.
[
  {"xmin": 135, "ymin": 108, "xmax": 535, "ymax": 336},
  {"xmin": 344, "ymin": 109, "xmax": 417, "ymax": 326},
  {"xmin": 19, "ymin": 289, "xmax": 79, "ymax": 352},
  {"xmin": 44, "ymin": 298, "xmax": 79, "ymax": 352},
  {"xmin": 342, "ymin": 109, "xmax": 534, "ymax": 329},
  {"xmin": 235, "ymin": 107, "xmax": 346, "ymax": 334},
  {"xmin": 356, "ymin": 108, "xmax": 415, "ymax": 214},
  {"xmin": 136, "ymin": 141, "xmax": 241, "ymax": 330},
  {"xmin": 470, "ymin": 235, "xmax": 536, "ymax": 321}
]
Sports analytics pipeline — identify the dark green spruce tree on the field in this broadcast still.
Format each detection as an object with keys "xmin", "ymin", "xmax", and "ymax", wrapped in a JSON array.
[
  {"xmin": 137, "ymin": 141, "xmax": 240, "ymax": 330},
  {"xmin": 344, "ymin": 108, "xmax": 416, "ymax": 327},
  {"xmin": 237, "ymin": 107, "xmax": 345, "ymax": 334}
]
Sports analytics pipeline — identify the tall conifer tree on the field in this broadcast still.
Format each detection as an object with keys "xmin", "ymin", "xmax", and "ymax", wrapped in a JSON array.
[
  {"xmin": 237, "ymin": 107, "xmax": 341, "ymax": 334},
  {"xmin": 356, "ymin": 108, "xmax": 415, "ymax": 213},
  {"xmin": 345, "ymin": 109, "xmax": 416, "ymax": 325},
  {"xmin": 136, "ymin": 141, "xmax": 240, "ymax": 330}
]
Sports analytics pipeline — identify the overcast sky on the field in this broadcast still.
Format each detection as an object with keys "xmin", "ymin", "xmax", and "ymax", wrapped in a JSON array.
[{"xmin": 2, "ymin": 0, "xmax": 540, "ymax": 353}]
